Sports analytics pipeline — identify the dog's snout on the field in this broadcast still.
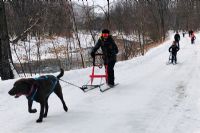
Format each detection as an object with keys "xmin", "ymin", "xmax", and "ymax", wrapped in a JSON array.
[
  {"xmin": 8, "ymin": 88, "xmax": 15, "ymax": 95},
  {"xmin": 8, "ymin": 90, "xmax": 12, "ymax": 95}
]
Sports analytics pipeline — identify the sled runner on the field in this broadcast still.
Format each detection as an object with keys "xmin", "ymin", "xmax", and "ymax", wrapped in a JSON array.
[
  {"xmin": 166, "ymin": 52, "xmax": 177, "ymax": 65},
  {"xmin": 82, "ymin": 83, "xmax": 104, "ymax": 92},
  {"xmin": 166, "ymin": 52, "xmax": 172, "ymax": 65},
  {"xmin": 100, "ymin": 83, "xmax": 119, "ymax": 92}
]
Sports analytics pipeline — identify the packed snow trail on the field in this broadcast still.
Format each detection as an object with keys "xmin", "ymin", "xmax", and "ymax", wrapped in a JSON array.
[{"xmin": 1, "ymin": 32, "xmax": 200, "ymax": 133}]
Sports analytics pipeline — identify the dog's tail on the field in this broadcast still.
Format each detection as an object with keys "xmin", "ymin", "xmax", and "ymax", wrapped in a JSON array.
[{"xmin": 57, "ymin": 68, "xmax": 64, "ymax": 79}]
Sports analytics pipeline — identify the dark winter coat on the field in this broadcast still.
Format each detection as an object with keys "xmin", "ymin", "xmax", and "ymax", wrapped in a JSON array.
[
  {"xmin": 189, "ymin": 30, "xmax": 193, "ymax": 36},
  {"xmin": 191, "ymin": 35, "xmax": 196, "ymax": 41},
  {"xmin": 91, "ymin": 36, "xmax": 118, "ymax": 64},
  {"xmin": 174, "ymin": 33, "xmax": 180, "ymax": 42},
  {"xmin": 169, "ymin": 44, "xmax": 179, "ymax": 54}
]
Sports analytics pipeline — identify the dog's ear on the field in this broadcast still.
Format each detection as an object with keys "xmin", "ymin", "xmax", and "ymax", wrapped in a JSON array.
[
  {"xmin": 27, "ymin": 78, "xmax": 40, "ymax": 89},
  {"xmin": 21, "ymin": 78, "xmax": 37, "ymax": 89}
]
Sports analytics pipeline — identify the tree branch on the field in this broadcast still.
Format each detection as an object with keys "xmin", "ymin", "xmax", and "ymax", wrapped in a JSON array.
[{"xmin": 10, "ymin": 18, "xmax": 41, "ymax": 44}]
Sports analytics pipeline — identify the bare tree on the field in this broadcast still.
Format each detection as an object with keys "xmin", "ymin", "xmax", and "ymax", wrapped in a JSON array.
[{"xmin": 68, "ymin": 1, "xmax": 85, "ymax": 68}]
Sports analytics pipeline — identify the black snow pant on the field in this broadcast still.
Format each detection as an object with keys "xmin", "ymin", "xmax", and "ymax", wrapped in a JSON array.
[
  {"xmin": 171, "ymin": 52, "xmax": 177, "ymax": 63},
  {"xmin": 106, "ymin": 60, "xmax": 116, "ymax": 85},
  {"xmin": 191, "ymin": 39, "xmax": 195, "ymax": 44}
]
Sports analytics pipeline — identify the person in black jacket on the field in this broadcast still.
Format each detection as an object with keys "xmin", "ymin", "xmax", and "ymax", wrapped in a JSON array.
[
  {"xmin": 182, "ymin": 32, "xmax": 185, "ymax": 37},
  {"xmin": 174, "ymin": 31, "xmax": 180, "ymax": 48},
  {"xmin": 91, "ymin": 29, "xmax": 118, "ymax": 87},
  {"xmin": 169, "ymin": 41, "xmax": 179, "ymax": 64},
  {"xmin": 191, "ymin": 33, "xmax": 196, "ymax": 44},
  {"xmin": 189, "ymin": 30, "xmax": 193, "ymax": 37}
]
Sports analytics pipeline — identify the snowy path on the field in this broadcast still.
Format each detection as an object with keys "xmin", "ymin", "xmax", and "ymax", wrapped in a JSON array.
[{"xmin": 1, "ymin": 33, "xmax": 200, "ymax": 133}]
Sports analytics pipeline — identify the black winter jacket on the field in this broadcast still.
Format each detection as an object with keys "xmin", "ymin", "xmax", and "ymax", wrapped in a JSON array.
[
  {"xmin": 174, "ymin": 34, "xmax": 180, "ymax": 42},
  {"xmin": 169, "ymin": 44, "xmax": 179, "ymax": 53},
  {"xmin": 91, "ymin": 36, "xmax": 118, "ymax": 63}
]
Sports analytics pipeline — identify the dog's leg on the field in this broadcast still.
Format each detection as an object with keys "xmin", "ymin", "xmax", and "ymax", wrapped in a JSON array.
[
  {"xmin": 43, "ymin": 97, "xmax": 49, "ymax": 118},
  {"xmin": 36, "ymin": 101, "xmax": 45, "ymax": 123},
  {"xmin": 28, "ymin": 100, "xmax": 37, "ymax": 113},
  {"xmin": 54, "ymin": 85, "xmax": 68, "ymax": 112}
]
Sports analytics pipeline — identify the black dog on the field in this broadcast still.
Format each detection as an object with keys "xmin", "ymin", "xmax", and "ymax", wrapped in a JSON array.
[{"xmin": 8, "ymin": 69, "xmax": 68, "ymax": 123}]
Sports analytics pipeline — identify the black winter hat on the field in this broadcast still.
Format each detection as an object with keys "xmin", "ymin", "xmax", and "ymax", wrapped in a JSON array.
[{"xmin": 102, "ymin": 29, "xmax": 110, "ymax": 34}]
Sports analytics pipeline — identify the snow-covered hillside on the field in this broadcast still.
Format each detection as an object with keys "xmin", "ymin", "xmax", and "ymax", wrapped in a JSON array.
[{"xmin": 1, "ymin": 32, "xmax": 200, "ymax": 133}]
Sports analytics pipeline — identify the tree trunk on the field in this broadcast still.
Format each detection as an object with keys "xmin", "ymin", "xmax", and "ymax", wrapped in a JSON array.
[
  {"xmin": 68, "ymin": 2, "xmax": 85, "ymax": 68},
  {"xmin": 0, "ymin": 0, "xmax": 14, "ymax": 80}
]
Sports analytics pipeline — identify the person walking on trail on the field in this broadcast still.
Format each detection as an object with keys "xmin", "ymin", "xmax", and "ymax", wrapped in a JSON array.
[
  {"xmin": 174, "ymin": 31, "xmax": 180, "ymax": 48},
  {"xmin": 182, "ymin": 32, "xmax": 185, "ymax": 37},
  {"xmin": 191, "ymin": 33, "xmax": 196, "ymax": 44},
  {"xmin": 90, "ymin": 29, "xmax": 118, "ymax": 87},
  {"xmin": 169, "ymin": 41, "xmax": 179, "ymax": 64},
  {"xmin": 189, "ymin": 30, "xmax": 193, "ymax": 37}
]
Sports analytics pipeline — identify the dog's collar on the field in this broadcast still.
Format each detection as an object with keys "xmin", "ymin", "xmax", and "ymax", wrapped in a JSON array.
[{"xmin": 26, "ymin": 76, "xmax": 57, "ymax": 101}]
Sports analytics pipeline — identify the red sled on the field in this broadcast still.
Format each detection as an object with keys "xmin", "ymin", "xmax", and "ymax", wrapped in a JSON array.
[
  {"xmin": 90, "ymin": 54, "xmax": 108, "ymax": 85},
  {"xmin": 80, "ymin": 54, "xmax": 107, "ymax": 92}
]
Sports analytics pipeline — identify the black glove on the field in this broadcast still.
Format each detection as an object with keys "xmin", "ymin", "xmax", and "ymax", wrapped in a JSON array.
[{"xmin": 91, "ymin": 52, "xmax": 95, "ymax": 58}]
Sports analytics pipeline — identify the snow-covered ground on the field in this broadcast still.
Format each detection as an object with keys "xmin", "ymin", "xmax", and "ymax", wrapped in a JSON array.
[{"xmin": 1, "ymin": 32, "xmax": 200, "ymax": 133}]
